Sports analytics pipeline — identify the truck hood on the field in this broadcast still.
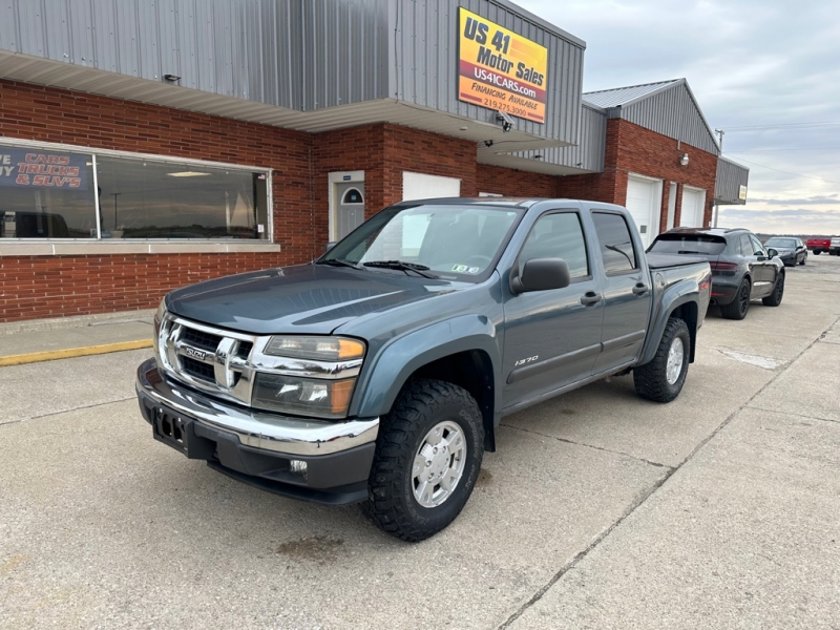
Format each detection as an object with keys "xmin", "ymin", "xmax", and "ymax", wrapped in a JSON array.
[{"xmin": 166, "ymin": 263, "xmax": 461, "ymax": 335}]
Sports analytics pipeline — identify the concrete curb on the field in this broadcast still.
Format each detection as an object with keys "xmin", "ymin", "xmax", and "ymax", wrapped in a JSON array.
[
  {"xmin": 0, "ymin": 309, "xmax": 156, "ymax": 335},
  {"xmin": 0, "ymin": 339, "xmax": 153, "ymax": 367}
]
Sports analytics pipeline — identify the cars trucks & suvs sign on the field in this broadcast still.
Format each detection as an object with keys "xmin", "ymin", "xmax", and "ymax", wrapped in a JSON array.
[
  {"xmin": 0, "ymin": 148, "xmax": 89, "ymax": 190},
  {"xmin": 457, "ymin": 7, "xmax": 548, "ymax": 124}
]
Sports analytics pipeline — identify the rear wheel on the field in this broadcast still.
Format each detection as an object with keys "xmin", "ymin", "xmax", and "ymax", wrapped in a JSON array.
[
  {"xmin": 720, "ymin": 279, "xmax": 751, "ymax": 320},
  {"xmin": 634, "ymin": 317, "xmax": 690, "ymax": 403},
  {"xmin": 762, "ymin": 272, "xmax": 785, "ymax": 306},
  {"xmin": 366, "ymin": 379, "xmax": 484, "ymax": 541}
]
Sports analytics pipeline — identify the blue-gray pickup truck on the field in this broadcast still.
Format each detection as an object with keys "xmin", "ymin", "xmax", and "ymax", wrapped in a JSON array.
[{"xmin": 136, "ymin": 198, "xmax": 711, "ymax": 541}]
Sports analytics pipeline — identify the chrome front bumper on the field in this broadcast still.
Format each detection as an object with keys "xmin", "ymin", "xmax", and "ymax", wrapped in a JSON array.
[{"xmin": 135, "ymin": 358, "xmax": 379, "ymax": 457}]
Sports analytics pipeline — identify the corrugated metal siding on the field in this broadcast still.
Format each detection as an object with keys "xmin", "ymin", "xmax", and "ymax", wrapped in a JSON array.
[
  {"xmin": 0, "ymin": 0, "xmax": 313, "ymax": 110},
  {"xmin": 583, "ymin": 80, "xmax": 677, "ymax": 109},
  {"xmin": 298, "ymin": 0, "xmax": 389, "ymax": 110},
  {"xmin": 618, "ymin": 83, "xmax": 718, "ymax": 153},
  {"xmin": 0, "ymin": 0, "xmax": 580, "ymax": 136},
  {"xmin": 391, "ymin": 0, "xmax": 584, "ymax": 143},
  {"xmin": 513, "ymin": 104, "xmax": 605, "ymax": 171},
  {"xmin": 715, "ymin": 157, "xmax": 749, "ymax": 205}
]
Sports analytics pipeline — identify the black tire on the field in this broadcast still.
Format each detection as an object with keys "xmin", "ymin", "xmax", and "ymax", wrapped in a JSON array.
[
  {"xmin": 633, "ymin": 317, "xmax": 690, "ymax": 403},
  {"xmin": 798, "ymin": 255, "xmax": 806, "ymax": 266},
  {"xmin": 762, "ymin": 271, "xmax": 785, "ymax": 306},
  {"xmin": 366, "ymin": 379, "xmax": 484, "ymax": 542},
  {"xmin": 720, "ymin": 278, "xmax": 751, "ymax": 320},
  {"xmin": 813, "ymin": 250, "xmax": 821, "ymax": 255}
]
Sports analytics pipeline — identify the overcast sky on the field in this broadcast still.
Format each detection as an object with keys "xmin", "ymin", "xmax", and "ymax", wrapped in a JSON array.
[{"xmin": 517, "ymin": 0, "xmax": 840, "ymax": 236}]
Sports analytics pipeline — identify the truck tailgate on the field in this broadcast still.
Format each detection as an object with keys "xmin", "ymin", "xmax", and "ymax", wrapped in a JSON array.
[{"xmin": 646, "ymin": 252, "xmax": 709, "ymax": 269}]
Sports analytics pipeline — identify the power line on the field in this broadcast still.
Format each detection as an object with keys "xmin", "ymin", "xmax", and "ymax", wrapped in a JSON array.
[
  {"xmin": 725, "ymin": 152, "xmax": 840, "ymax": 186},
  {"xmin": 721, "ymin": 121, "xmax": 840, "ymax": 131}
]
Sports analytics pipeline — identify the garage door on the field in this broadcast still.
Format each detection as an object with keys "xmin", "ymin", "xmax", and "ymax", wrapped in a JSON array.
[
  {"xmin": 402, "ymin": 171, "xmax": 461, "ymax": 201},
  {"xmin": 626, "ymin": 174, "xmax": 662, "ymax": 247},
  {"xmin": 680, "ymin": 187, "xmax": 706, "ymax": 227}
]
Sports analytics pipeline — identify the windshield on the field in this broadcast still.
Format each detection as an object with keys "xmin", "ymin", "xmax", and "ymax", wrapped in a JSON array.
[
  {"xmin": 648, "ymin": 233, "xmax": 726, "ymax": 255},
  {"xmin": 764, "ymin": 237, "xmax": 796, "ymax": 248},
  {"xmin": 320, "ymin": 204, "xmax": 523, "ymax": 280}
]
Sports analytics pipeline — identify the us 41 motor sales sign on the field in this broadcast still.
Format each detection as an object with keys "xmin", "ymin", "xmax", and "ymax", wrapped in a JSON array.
[{"xmin": 457, "ymin": 7, "xmax": 548, "ymax": 124}]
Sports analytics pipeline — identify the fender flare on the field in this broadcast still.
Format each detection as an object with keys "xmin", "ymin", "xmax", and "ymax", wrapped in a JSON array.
[
  {"xmin": 639, "ymin": 290, "xmax": 700, "ymax": 366},
  {"xmin": 352, "ymin": 314, "xmax": 502, "ymax": 420}
]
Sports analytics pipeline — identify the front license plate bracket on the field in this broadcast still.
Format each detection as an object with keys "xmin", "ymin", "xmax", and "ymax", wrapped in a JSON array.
[{"xmin": 152, "ymin": 406, "xmax": 216, "ymax": 460}]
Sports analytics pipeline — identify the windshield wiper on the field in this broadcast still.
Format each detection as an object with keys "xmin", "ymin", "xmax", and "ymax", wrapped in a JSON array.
[
  {"xmin": 316, "ymin": 258, "xmax": 365, "ymax": 269},
  {"xmin": 362, "ymin": 260, "xmax": 438, "ymax": 278}
]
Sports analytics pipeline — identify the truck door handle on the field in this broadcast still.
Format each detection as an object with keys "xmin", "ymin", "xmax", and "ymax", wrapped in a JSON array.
[
  {"xmin": 580, "ymin": 292, "xmax": 602, "ymax": 306},
  {"xmin": 632, "ymin": 283, "xmax": 649, "ymax": 295}
]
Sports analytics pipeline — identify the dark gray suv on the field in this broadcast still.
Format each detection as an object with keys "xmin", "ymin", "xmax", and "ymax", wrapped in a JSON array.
[{"xmin": 648, "ymin": 227, "xmax": 785, "ymax": 320}]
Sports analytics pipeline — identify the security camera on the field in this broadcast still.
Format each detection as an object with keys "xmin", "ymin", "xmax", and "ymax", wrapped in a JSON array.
[{"xmin": 495, "ymin": 111, "xmax": 514, "ymax": 133}]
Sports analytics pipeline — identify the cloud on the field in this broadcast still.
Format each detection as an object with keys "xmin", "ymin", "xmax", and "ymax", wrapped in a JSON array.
[{"xmin": 516, "ymin": 0, "xmax": 840, "ymax": 235}]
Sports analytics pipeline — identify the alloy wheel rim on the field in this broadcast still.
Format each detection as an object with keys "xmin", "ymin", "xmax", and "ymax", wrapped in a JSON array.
[
  {"xmin": 412, "ymin": 420, "xmax": 467, "ymax": 508},
  {"xmin": 666, "ymin": 336, "xmax": 685, "ymax": 385}
]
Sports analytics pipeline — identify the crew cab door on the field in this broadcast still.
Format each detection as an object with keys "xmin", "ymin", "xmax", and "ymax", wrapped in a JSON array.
[
  {"xmin": 501, "ymin": 210, "xmax": 602, "ymax": 412},
  {"xmin": 590, "ymin": 210, "xmax": 652, "ymax": 374}
]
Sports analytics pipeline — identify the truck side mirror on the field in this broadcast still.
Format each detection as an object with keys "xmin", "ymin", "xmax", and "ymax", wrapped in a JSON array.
[
  {"xmin": 766, "ymin": 248, "xmax": 778, "ymax": 258},
  {"xmin": 511, "ymin": 258, "xmax": 571, "ymax": 294}
]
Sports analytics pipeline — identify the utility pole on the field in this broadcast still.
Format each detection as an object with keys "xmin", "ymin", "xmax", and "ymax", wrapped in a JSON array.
[{"xmin": 713, "ymin": 128, "xmax": 725, "ymax": 227}]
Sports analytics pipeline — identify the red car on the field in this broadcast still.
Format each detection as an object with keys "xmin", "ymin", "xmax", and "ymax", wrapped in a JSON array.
[{"xmin": 806, "ymin": 237, "xmax": 831, "ymax": 255}]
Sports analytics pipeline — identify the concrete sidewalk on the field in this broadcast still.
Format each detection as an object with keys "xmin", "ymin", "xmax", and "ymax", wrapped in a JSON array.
[{"xmin": 0, "ymin": 309, "xmax": 155, "ymax": 366}]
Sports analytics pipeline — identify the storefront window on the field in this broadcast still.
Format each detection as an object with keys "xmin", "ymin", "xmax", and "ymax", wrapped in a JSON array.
[
  {"xmin": 0, "ymin": 140, "xmax": 270, "ymax": 240},
  {"xmin": 0, "ymin": 146, "xmax": 96, "ymax": 238}
]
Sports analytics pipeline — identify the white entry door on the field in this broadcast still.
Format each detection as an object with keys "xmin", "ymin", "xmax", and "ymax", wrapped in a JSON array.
[
  {"xmin": 680, "ymin": 187, "xmax": 706, "ymax": 227},
  {"xmin": 626, "ymin": 174, "xmax": 662, "ymax": 247}
]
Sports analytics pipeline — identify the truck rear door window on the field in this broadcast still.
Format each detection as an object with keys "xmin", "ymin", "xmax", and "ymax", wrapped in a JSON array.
[{"xmin": 593, "ymin": 212, "xmax": 638, "ymax": 274}]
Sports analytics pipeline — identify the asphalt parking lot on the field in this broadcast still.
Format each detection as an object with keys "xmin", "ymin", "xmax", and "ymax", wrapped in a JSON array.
[{"xmin": 2, "ymin": 254, "xmax": 839, "ymax": 629}]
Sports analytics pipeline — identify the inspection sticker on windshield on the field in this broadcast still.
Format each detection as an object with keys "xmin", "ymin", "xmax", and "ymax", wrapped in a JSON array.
[{"xmin": 452, "ymin": 264, "xmax": 481, "ymax": 274}]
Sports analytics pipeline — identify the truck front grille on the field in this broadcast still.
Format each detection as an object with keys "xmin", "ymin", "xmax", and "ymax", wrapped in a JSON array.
[
  {"xmin": 180, "ymin": 327, "xmax": 222, "ymax": 352},
  {"xmin": 181, "ymin": 356, "xmax": 215, "ymax": 382},
  {"xmin": 157, "ymin": 314, "xmax": 258, "ymax": 405}
]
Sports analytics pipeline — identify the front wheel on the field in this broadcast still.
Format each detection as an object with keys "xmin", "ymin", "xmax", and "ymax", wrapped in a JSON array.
[
  {"xmin": 366, "ymin": 379, "xmax": 484, "ymax": 541},
  {"xmin": 634, "ymin": 317, "xmax": 690, "ymax": 403},
  {"xmin": 762, "ymin": 272, "xmax": 785, "ymax": 306}
]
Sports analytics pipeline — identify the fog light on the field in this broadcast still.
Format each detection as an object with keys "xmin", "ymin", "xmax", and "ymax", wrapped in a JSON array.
[{"xmin": 290, "ymin": 460, "xmax": 308, "ymax": 475}]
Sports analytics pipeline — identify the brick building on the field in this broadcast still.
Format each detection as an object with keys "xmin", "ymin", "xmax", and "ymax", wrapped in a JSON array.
[{"xmin": 0, "ymin": 0, "xmax": 747, "ymax": 323}]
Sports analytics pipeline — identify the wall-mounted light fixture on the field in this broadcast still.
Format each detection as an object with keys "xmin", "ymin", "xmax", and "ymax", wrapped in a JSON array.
[
  {"xmin": 679, "ymin": 153, "xmax": 690, "ymax": 167},
  {"xmin": 163, "ymin": 73, "xmax": 181, "ymax": 83}
]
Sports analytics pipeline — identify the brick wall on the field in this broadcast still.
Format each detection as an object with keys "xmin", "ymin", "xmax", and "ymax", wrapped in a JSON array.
[
  {"xmin": 475, "ymin": 164, "xmax": 559, "ymax": 197},
  {"xmin": 0, "ymin": 79, "xmax": 318, "ymax": 322},
  {"xmin": 1, "ymin": 81, "xmax": 720, "ymax": 323},
  {"xmin": 556, "ymin": 119, "xmax": 717, "ymax": 228}
]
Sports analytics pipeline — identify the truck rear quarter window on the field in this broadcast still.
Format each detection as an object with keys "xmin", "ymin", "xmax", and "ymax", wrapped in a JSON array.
[{"xmin": 592, "ymin": 211, "xmax": 638, "ymax": 274}]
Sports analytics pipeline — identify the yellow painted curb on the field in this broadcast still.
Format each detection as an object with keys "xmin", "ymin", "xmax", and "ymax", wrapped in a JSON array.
[{"xmin": 0, "ymin": 339, "xmax": 153, "ymax": 367}]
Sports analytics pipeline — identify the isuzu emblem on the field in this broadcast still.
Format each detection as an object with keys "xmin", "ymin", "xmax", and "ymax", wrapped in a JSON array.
[{"xmin": 184, "ymin": 347, "xmax": 208, "ymax": 361}]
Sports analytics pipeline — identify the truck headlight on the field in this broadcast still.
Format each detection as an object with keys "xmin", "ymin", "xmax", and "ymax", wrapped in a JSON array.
[
  {"xmin": 254, "ymin": 335, "xmax": 366, "ymax": 418},
  {"xmin": 263, "ymin": 335, "xmax": 365, "ymax": 361},
  {"xmin": 252, "ymin": 374, "xmax": 356, "ymax": 418}
]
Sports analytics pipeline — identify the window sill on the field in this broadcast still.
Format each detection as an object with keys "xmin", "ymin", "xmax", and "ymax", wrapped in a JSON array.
[{"xmin": 0, "ymin": 241, "xmax": 282, "ymax": 256}]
